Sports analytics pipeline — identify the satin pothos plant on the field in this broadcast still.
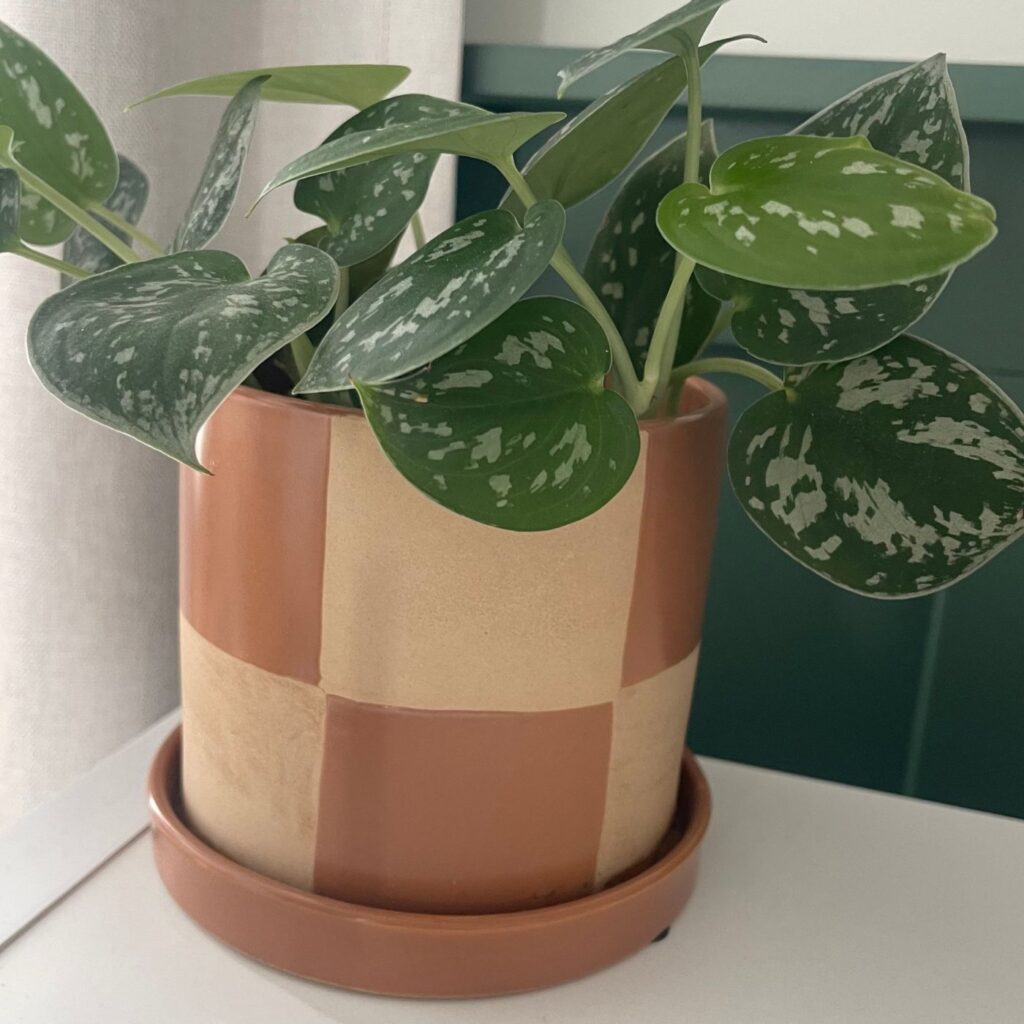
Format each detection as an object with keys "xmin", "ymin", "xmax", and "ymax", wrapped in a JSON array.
[{"xmin": 4, "ymin": 0, "xmax": 1023, "ymax": 597}]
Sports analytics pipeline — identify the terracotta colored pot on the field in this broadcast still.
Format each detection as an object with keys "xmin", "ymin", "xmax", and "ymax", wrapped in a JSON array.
[{"xmin": 176, "ymin": 380, "xmax": 726, "ymax": 918}]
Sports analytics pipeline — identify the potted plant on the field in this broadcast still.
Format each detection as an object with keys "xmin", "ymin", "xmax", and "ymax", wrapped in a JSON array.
[{"xmin": 4, "ymin": 0, "xmax": 1022, "ymax": 998}]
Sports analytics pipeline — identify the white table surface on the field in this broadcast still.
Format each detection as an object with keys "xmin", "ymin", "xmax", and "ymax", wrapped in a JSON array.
[{"xmin": 2, "ymin": 722, "xmax": 1023, "ymax": 1024}]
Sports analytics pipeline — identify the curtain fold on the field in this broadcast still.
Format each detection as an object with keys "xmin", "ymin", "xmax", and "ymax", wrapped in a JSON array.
[{"xmin": 0, "ymin": 0, "xmax": 465, "ymax": 831}]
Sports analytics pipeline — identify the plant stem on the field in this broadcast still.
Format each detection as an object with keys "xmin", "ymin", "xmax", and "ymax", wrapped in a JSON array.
[
  {"xmin": 0, "ymin": 162, "xmax": 140, "ymax": 264},
  {"xmin": 498, "ymin": 159, "xmax": 645, "ymax": 414},
  {"xmin": 410, "ymin": 211, "xmax": 427, "ymax": 249},
  {"xmin": 11, "ymin": 243, "xmax": 90, "ymax": 279},
  {"xmin": 671, "ymin": 356, "xmax": 784, "ymax": 392},
  {"xmin": 86, "ymin": 201, "xmax": 164, "ymax": 256},
  {"xmin": 699, "ymin": 302, "xmax": 734, "ymax": 355},
  {"xmin": 642, "ymin": 35, "xmax": 705, "ymax": 415},
  {"xmin": 334, "ymin": 265, "xmax": 350, "ymax": 317}
]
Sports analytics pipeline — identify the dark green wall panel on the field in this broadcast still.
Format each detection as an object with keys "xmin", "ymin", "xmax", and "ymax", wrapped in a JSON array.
[{"xmin": 460, "ymin": 49, "xmax": 1024, "ymax": 815}]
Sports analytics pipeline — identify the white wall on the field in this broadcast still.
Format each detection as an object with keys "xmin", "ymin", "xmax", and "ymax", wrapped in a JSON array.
[{"xmin": 464, "ymin": 0, "xmax": 1024, "ymax": 66}]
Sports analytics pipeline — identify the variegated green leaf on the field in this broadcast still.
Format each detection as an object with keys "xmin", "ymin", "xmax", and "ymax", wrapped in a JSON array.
[
  {"xmin": 702, "ymin": 55, "xmax": 969, "ymax": 364},
  {"xmin": 61, "ymin": 154, "xmax": 148, "ymax": 286},
  {"xmin": 584, "ymin": 123, "xmax": 720, "ymax": 374},
  {"xmin": 296, "ymin": 201, "xmax": 565, "ymax": 393},
  {"xmin": 171, "ymin": 76, "xmax": 265, "ymax": 253},
  {"xmin": 0, "ymin": 19, "xmax": 117, "ymax": 244},
  {"xmin": 357, "ymin": 297, "xmax": 640, "ymax": 531},
  {"xmin": 793, "ymin": 54, "xmax": 968, "ymax": 190},
  {"xmin": 28, "ymin": 243, "xmax": 338, "ymax": 469},
  {"xmin": 729, "ymin": 335, "xmax": 1024, "ymax": 597},
  {"xmin": 556, "ymin": 0, "xmax": 729, "ymax": 98},
  {"xmin": 255, "ymin": 98, "xmax": 564, "ymax": 207},
  {"xmin": 294, "ymin": 95, "xmax": 441, "ymax": 267},
  {"xmin": 130, "ymin": 64, "xmax": 410, "ymax": 109},
  {"xmin": 659, "ymin": 135, "xmax": 995, "ymax": 290},
  {"xmin": 0, "ymin": 166, "xmax": 20, "ymax": 250}
]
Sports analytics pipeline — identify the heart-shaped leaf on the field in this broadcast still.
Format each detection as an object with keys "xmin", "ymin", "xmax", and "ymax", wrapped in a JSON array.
[
  {"xmin": 61, "ymin": 154, "xmax": 149, "ymax": 286},
  {"xmin": 584, "ymin": 123, "xmax": 721, "ymax": 374},
  {"xmin": 0, "ymin": 167, "xmax": 21, "ymax": 250},
  {"xmin": 0, "ymin": 19, "xmax": 117, "ymax": 244},
  {"xmin": 658, "ymin": 135, "xmax": 995, "ymax": 290},
  {"xmin": 556, "ymin": 0, "xmax": 729, "ymax": 98},
  {"xmin": 729, "ymin": 335, "xmax": 1024, "ymax": 597},
  {"xmin": 130, "ymin": 64, "xmax": 410, "ymax": 109},
  {"xmin": 28, "ymin": 243, "xmax": 338, "ymax": 469},
  {"xmin": 294, "ymin": 95, "xmax": 441, "ymax": 267},
  {"xmin": 171, "ymin": 76, "xmax": 266, "ymax": 253},
  {"xmin": 703, "ymin": 55, "xmax": 969, "ymax": 364},
  {"xmin": 357, "ymin": 296, "xmax": 640, "ymax": 531},
  {"xmin": 255, "ymin": 97, "xmax": 564, "ymax": 207},
  {"xmin": 296, "ymin": 201, "xmax": 565, "ymax": 393}
]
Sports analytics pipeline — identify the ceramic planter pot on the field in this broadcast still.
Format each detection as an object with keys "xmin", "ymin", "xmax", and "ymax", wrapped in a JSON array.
[{"xmin": 161, "ymin": 378, "xmax": 726, "ymax": 992}]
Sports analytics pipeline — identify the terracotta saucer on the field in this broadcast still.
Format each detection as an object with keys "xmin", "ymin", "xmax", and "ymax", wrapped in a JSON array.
[{"xmin": 148, "ymin": 727, "xmax": 711, "ymax": 998}]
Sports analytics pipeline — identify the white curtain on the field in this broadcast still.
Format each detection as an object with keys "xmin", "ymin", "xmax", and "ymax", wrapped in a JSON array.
[{"xmin": 0, "ymin": 0, "xmax": 465, "ymax": 832}]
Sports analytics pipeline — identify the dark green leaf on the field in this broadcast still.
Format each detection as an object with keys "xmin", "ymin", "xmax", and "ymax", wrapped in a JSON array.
[
  {"xmin": 357, "ymin": 296, "xmax": 640, "ymax": 531},
  {"xmin": 0, "ymin": 19, "xmax": 118, "ymax": 244},
  {"xmin": 294, "ymin": 95, "xmax": 441, "ymax": 266},
  {"xmin": 61, "ymin": 154, "xmax": 149, "ymax": 286},
  {"xmin": 255, "ymin": 97, "xmax": 564, "ymax": 207},
  {"xmin": 704, "ymin": 55, "xmax": 970, "ymax": 364},
  {"xmin": 130, "ymin": 64, "xmax": 410, "ymax": 109},
  {"xmin": 28, "ymin": 243, "xmax": 338, "ymax": 468},
  {"xmin": 172, "ymin": 76, "xmax": 266, "ymax": 252},
  {"xmin": 556, "ymin": 0, "xmax": 729, "ymax": 97},
  {"xmin": 729, "ymin": 335, "xmax": 1024, "ymax": 596},
  {"xmin": 584, "ymin": 122, "xmax": 720, "ymax": 374},
  {"xmin": 296, "ymin": 201, "xmax": 565, "ymax": 393},
  {"xmin": 0, "ymin": 166, "xmax": 20, "ymax": 250},
  {"xmin": 658, "ymin": 135, "xmax": 995, "ymax": 290},
  {"xmin": 504, "ymin": 37, "xmax": 759, "ymax": 218}
]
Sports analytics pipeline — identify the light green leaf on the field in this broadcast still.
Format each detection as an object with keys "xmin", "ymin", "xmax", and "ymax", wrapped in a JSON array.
[
  {"xmin": 729, "ymin": 335, "xmax": 1024, "ymax": 597},
  {"xmin": 357, "ymin": 296, "xmax": 640, "ymax": 531},
  {"xmin": 296, "ymin": 201, "xmax": 565, "ymax": 393},
  {"xmin": 556, "ymin": 0, "xmax": 729, "ymax": 97},
  {"xmin": 28, "ymin": 243, "xmax": 339, "ymax": 469},
  {"xmin": 0, "ymin": 19, "xmax": 117, "ymax": 244},
  {"xmin": 171, "ymin": 76, "xmax": 266, "ymax": 253},
  {"xmin": 255, "ymin": 96, "xmax": 564, "ymax": 208},
  {"xmin": 294, "ymin": 95, "xmax": 441, "ymax": 267},
  {"xmin": 0, "ymin": 167, "xmax": 20, "ymax": 250},
  {"xmin": 584, "ymin": 123, "xmax": 721, "ymax": 374},
  {"xmin": 658, "ymin": 135, "xmax": 995, "ymax": 290},
  {"xmin": 60, "ymin": 154, "xmax": 148, "ymax": 286},
  {"xmin": 702, "ymin": 55, "xmax": 970, "ymax": 364},
  {"xmin": 130, "ymin": 64, "xmax": 410, "ymax": 109}
]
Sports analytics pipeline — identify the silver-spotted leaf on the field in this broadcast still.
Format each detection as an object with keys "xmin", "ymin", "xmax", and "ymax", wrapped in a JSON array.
[
  {"xmin": 0, "ymin": 19, "xmax": 117, "ymax": 244},
  {"xmin": 584, "ymin": 123, "xmax": 720, "ymax": 374},
  {"xmin": 504, "ymin": 36, "xmax": 758, "ymax": 218},
  {"xmin": 729, "ymin": 335, "xmax": 1024, "ymax": 597},
  {"xmin": 0, "ymin": 166, "xmax": 20, "ymax": 250},
  {"xmin": 357, "ymin": 296, "xmax": 640, "ymax": 531},
  {"xmin": 294, "ymin": 95, "xmax": 441, "ymax": 267},
  {"xmin": 296, "ymin": 201, "xmax": 565, "ymax": 393},
  {"xmin": 28, "ymin": 243, "xmax": 339, "ymax": 469},
  {"xmin": 61, "ymin": 154, "xmax": 149, "ymax": 286},
  {"xmin": 131, "ymin": 64, "xmax": 410, "ymax": 109},
  {"xmin": 659, "ymin": 135, "xmax": 995, "ymax": 290},
  {"xmin": 255, "ymin": 97, "xmax": 564, "ymax": 207},
  {"xmin": 556, "ymin": 0, "xmax": 729, "ymax": 97},
  {"xmin": 704, "ymin": 55, "xmax": 970, "ymax": 364},
  {"xmin": 172, "ymin": 76, "xmax": 266, "ymax": 253}
]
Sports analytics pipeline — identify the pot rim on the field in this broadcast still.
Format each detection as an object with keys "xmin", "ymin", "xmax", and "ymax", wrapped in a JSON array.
[{"xmin": 227, "ymin": 376, "xmax": 727, "ymax": 433}]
